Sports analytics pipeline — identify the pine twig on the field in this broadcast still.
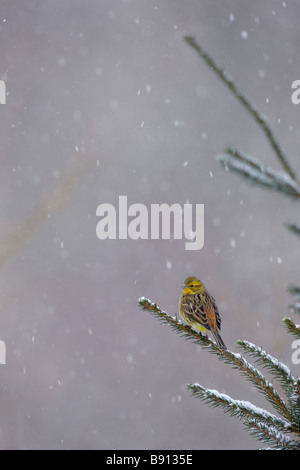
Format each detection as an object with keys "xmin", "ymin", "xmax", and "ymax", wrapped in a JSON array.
[
  {"xmin": 187, "ymin": 383, "xmax": 290, "ymax": 433},
  {"xmin": 237, "ymin": 339, "xmax": 300, "ymax": 435},
  {"xmin": 285, "ymin": 220, "xmax": 300, "ymax": 237},
  {"xmin": 138, "ymin": 298, "xmax": 290, "ymax": 422},
  {"xmin": 184, "ymin": 36, "xmax": 298, "ymax": 183},
  {"xmin": 286, "ymin": 285, "xmax": 300, "ymax": 316},
  {"xmin": 283, "ymin": 317, "xmax": 300, "ymax": 339},
  {"xmin": 288, "ymin": 379, "xmax": 300, "ymax": 435},
  {"xmin": 287, "ymin": 284, "xmax": 300, "ymax": 297},
  {"xmin": 138, "ymin": 297, "xmax": 215, "ymax": 350},
  {"xmin": 246, "ymin": 420, "xmax": 300, "ymax": 450},
  {"xmin": 138, "ymin": 298, "xmax": 300, "ymax": 448},
  {"xmin": 289, "ymin": 303, "xmax": 300, "ymax": 316},
  {"xmin": 217, "ymin": 148, "xmax": 300, "ymax": 199},
  {"xmin": 237, "ymin": 340, "xmax": 295, "ymax": 396}
]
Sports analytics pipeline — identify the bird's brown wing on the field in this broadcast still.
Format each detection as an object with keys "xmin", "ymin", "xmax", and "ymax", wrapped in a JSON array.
[
  {"xmin": 181, "ymin": 292, "xmax": 210, "ymax": 330},
  {"xmin": 203, "ymin": 290, "xmax": 222, "ymax": 332}
]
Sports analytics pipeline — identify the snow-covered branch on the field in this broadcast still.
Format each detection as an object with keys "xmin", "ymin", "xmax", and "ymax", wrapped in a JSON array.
[
  {"xmin": 187, "ymin": 383, "xmax": 290, "ymax": 434},
  {"xmin": 216, "ymin": 148, "xmax": 300, "ymax": 199},
  {"xmin": 184, "ymin": 35, "xmax": 298, "ymax": 183},
  {"xmin": 138, "ymin": 297, "xmax": 300, "ymax": 449}
]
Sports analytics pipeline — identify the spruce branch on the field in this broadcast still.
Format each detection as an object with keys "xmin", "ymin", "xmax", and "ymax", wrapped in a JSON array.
[
  {"xmin": 184, "ymin": 36, "xmax": 298, "ymax": 183},
  {"xmin": 289, "ymin": 303, "xmax": 300, "ymax": 316},
  {"xmin": 284, "ymin": 220, "xmax": 300, "ymax": 238},
  {"xmin": 246, "ymin": 420, "xmax": 300, "ymax": 450},
  {"xmin": 187, "ymin": 383, "xmax": 290, "ymax": 434},
  {"xmin": 224, "ymin": 352, "xmax": 289, "ymax": 421},
  {"xmin": 283, "ymin": 317, "xmax": 300, "ymax": 340},
  {"xmin": 217, "ymin": 148, "xmax": 300, "ymax": 199},
  {"xmin": 138, "ymin": 297, "xmax": 300, "ymax": 448},
  {"xmin": 139, "ymin": 298, "xmax": 291, "ymax": 422},
  {"xmin": 237, "ymin": 339, "xmax": 300, "ymax": 434},
  {"xmin": 237, "ymin": 340, "xmax": 295, "ymax": 397},
  {"xmin": 287, "ymin": 284, "xmax": 300, "ymax": 297},
  {"xmin": 288, "ymin": 379, "xmax": 300, "ymax": 435},
  {"xmin": 287, "ymin": 285, "xmax": 300, "ymax": 317},
  {"xmin": 138, "ymin": 297, "xmax": 216, "ymax": 350}
]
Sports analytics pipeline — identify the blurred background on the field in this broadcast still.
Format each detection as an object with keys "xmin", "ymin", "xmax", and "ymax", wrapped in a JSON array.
[{"xmin": 0, "ymin": 0, "xmax": 299, "ymax": 450}]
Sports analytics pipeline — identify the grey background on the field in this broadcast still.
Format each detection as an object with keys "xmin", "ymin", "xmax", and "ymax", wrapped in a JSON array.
[{"xmin": 0, "ymin": 0, "xmax": 299, "ymax": 449}]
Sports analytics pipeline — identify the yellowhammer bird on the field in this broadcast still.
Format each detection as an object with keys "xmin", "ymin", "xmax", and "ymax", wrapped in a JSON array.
[{"xmin": 179, "ymin": 276, "xmax": 227, "ymax": 350}]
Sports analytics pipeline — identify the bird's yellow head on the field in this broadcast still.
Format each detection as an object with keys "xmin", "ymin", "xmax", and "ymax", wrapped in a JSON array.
[{"xmin": 182, "ymin": 276, "xmax": 205, "ymax": 295}]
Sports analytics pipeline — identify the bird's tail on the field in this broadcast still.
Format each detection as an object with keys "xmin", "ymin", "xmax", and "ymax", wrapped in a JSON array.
[{"xmin": 211, "ymin": 330, "xmax": 227, "ymax": 350}]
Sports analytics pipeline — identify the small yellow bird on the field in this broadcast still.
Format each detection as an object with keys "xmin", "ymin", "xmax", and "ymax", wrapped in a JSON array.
[{"xmin": 179, "ymin": 276, "xmax": 227, "ymax": 350}]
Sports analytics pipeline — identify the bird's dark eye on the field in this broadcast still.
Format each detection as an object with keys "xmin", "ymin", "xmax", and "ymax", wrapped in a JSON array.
[{"xmin": 190, "ymin": 284, "xmax": 194, "ymax": 287}]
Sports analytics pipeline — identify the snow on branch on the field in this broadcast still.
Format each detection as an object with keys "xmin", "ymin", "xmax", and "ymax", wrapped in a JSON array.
[
  {"xmin": 283, "ymin": 317, "xmax": 300, "ymax": 339},
  {"xmin": 237, "ymin": 340, "xmax": 295, "ymax": 396},
  {"xmin": 187, "ymin": 383, "xmax": 290, "ymax": 433},
  {"xmin": 216, "ymin": 148, "xmax": 300, "ymax": 199},
  {"xmin": 246, "ymin": 420, "xmax": 300, "ymax": 450}
]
